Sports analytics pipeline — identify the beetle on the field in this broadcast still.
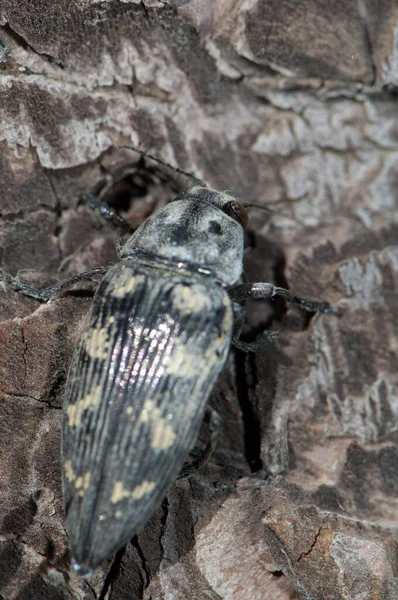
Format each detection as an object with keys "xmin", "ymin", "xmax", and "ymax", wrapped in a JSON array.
[{"xmin": 0, "ymin": 156, "xmax": 338, "ymax": 575}]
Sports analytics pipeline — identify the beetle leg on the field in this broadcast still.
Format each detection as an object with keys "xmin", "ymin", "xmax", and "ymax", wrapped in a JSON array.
[
  {"xmin": 231, "ymin": 301, "xmax": 279, "ymax": 353},
  {"xmin": 85, "ymin": 194, "xmax": 133, "ymax": 259},
  {"xmin": 233, "ymin": 332, "xmax": 280, "ymax": 353},
  {"xmin": 0, "ymin": 267, "xmax": 108, "ymax": 303},
  {"xmin": 228, "ymin": 282, "xmax": 339, "ymax": 315},
  {"xmin": 85, "ymin": 194, "xmax": 131, "ymax": 229},
  {"xmin": 177, "ymin": 407, "xmax": 222, "ymax": 478}
]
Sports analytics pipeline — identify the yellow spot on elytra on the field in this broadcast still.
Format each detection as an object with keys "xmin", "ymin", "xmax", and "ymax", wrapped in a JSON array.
[
  {"xmin": 170, "ymin": 284, "xmax": 211, "ymax": 315},
  {"xmin": 112, "ymin": 272, "xmax": 136, "ymax": 298},
  {"xmin": 152, "ymin": 417, "xmax": 176, "ymax": 450},
  {"xmin": 111, "ymin": 482, "xmax": 128, "ymax": 503},
  {"xmin": 126, "ymin": 406, "xmax": 133, "ymax": 415},
  {"xmin": 165, "ymin": 295, "xmax": 232, "ymax": 378},
  {"xmin": 64, "ymin": 461, "xmax": 91, "ymax": 496},
  {"xmin": 140, "ymin": 400, "xmax": 176, "ymax": 450},
  {"xmin": 132, "ymin": 480, "xmax": 156, "ymax": 499},
  {"xmin": 75, "ymin": 472, "xmax": 91, "ymax": 497},
  {"xmin": 84, "ymin": 327, "xmax": 110, "ymax": 359},
  {"xmin": 221, "ymin": 307, "xmax": 233, "ymax": 337},
  {"xmin": 166, "ymin": 322, "xmax": 232, "ymax": 379},
  {"xmin": 64, "ymin": 460, "xmax": 76, "ymax": 482},
  {"xmin": 140, "ymin": 400, "xmax": 155, "ymax": 422},
  {"xmin": 166, "ymin": 341, "xmax": 198, "ymax": 378},
  {"xmin": 108, "ymin": 316, "xmax": 115, "ymax": 324},
  {"xmin": 67, "ymin": 385, "xmax": 103, "ymax": 427},
  {"xmin": 111, "ymin": 480, "xmax": 156, "ymax": 504}
]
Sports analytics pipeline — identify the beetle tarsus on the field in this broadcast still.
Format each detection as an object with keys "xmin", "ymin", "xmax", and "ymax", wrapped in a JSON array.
[{"xmin": 232, "ymin": 331, "xmax": 279, "ymax": 353}]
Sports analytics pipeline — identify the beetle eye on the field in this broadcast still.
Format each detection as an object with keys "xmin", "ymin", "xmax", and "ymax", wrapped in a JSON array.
[{"xmin": 225, "ymin": 200, "xmax": 248, "ymax": 228}]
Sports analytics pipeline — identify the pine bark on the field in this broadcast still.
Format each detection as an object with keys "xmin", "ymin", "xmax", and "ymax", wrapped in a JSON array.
[{"xmin": 0, "ymin": 2, "xmax": 398, "ymax": 599}]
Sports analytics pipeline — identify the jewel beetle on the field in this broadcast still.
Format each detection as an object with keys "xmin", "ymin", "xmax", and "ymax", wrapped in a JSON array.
[{"xmin": 0, "ymin": 155, "xmax": 338, "ymax": 575}]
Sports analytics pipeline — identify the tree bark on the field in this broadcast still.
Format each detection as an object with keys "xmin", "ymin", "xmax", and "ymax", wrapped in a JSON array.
[{"xmin": 0, "ymin": 1, "xmax": 398, "ymax": 599}]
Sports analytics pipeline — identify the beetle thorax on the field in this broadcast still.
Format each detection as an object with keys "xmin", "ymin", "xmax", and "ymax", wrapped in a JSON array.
[{"xmin": 121, "ymin": 198, "xmax": 245, "ymax": 286}]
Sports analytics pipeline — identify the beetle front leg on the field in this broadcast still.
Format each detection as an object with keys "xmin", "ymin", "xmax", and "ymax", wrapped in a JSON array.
[
  {"xmin": 178, "ymin": 407, "xmax": 222, "ymax": 478},
  {"xmin": 0, "ymin": 267, "xmax": 108, "ymax": 303},
  {"xmin": 85, "ymin": 193, "xmax": 131, "ymax": 230},
  {"xmin": 85, "ymin": 194, "xmax": 132, "ymax": 260},
  {"xmin": 228, "ymin": 282, "xmax": 339, "ymax": 315}
]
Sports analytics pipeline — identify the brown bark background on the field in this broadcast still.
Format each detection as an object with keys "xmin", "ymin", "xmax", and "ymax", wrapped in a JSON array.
[{"xmin": 0, "ymin": 1, "xmax": 398, "ymax": 599}]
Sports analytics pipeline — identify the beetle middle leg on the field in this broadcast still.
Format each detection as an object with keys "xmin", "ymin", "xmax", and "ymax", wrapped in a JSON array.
[
  {"xmin": 228, "ymin": 282, "xmax": 339, "ymax": 315},
  {"xmin": 231, "ymin": 302, "xmax": 279, "ymax": 353},
  {"xmin": 178, "ymin": 407, "xmax": 222, "ymax": 478},
  {"xmin": 0, "ymin": 267, "xmax": 108, "ymax": 303}
]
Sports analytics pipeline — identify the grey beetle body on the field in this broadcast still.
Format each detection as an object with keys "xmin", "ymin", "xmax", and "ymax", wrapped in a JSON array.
[
  {"xmin": 0, "ymin": 182, "xmax": 337, "ymax": 575},
  {"xmin": 62, "ymin": 187, "xmax": 243, "ymax": 572}
]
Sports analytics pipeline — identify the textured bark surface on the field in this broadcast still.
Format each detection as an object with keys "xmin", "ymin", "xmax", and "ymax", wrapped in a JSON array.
[{"xmin": 0, "ymin": 1, "xmax": 398, "ymax": 599}]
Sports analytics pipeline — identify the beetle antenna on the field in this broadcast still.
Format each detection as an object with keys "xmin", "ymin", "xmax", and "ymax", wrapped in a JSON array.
[
  {"xmin": 117, "ymin": 145, "xmax": 207, "ymax": 188},
  {"xmin": 243, "ymin": 202, "xmax": 306, "ymax": 227},
  {"xmin": 243, "ymin": 202, "xmax": 274, "ymax": 214}
]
